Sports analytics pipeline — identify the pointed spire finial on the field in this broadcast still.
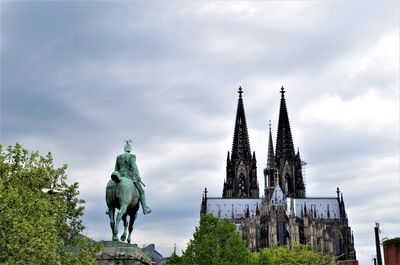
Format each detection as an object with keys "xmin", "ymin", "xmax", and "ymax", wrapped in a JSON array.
[
  {"xmin": 280, "ymin": 86, "xmax": 285, "ymax": 96},
  {"xmin": 238, "ymin": 86, "xmax": 243, "ymax": 97},
  {"xmin": 336, "ymin": 187, "xmax": 340, "ymax": 198},
  {"xmin": 268, "ymin": 120, "xmax": 272, "ymax": 130}
]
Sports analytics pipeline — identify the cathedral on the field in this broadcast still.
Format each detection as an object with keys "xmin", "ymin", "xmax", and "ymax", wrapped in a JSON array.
[{"xmin": 200, "ymin": 87, "xmax": 357, "ymax": 261}]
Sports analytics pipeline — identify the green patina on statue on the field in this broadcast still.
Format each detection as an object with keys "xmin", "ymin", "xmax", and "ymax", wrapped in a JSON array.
[{"xmin": 106, "ymin": 140, "xmax": 152, "ymax": 243}]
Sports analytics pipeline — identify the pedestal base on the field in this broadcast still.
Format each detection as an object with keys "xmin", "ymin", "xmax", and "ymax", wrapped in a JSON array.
[{"xmin": 96, "ymin": 241, "xmax": 152, "ymax": 265}]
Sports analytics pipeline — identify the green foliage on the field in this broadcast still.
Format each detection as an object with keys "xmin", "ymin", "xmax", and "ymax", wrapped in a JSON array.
[
  {"xmin": 167, "ymin": 213, "xmax": 251, "ymax": 265},
  {"xmin": 383, "ymin": 237, "xmax": 400, "ymax": 248},
  {"xmin": 0, "ymin": 143, "xmax": 99, "ymax": 265},
  {"xmin": 165, "ymin": 251, "xmax": 182, "ymax": 265},
  {"xmin": 254, "ymin": 243, "xmax": 336, "ymax": 265},
  {"xmin": 250, "ymin": 248, "xmax": 273, "ymax": 265}
]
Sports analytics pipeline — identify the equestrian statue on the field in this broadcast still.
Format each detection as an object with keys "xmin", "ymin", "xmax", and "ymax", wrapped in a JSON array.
[{"xmin": 106, "ymin": 140, "xmax": 152, "ymax": 243}]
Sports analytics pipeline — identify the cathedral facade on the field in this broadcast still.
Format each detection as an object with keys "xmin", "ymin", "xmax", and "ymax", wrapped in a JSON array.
[{"xmin": 200, "ymin": 87, "xmax": 356, "ymax": 261}]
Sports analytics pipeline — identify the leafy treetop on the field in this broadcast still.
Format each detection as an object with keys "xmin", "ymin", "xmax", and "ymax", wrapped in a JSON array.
[
  {"xmin": 0, "ymin": 143, "xmax": 99, "ymax": 265},
  {"xmin": 166, "ymin": 213, "xmax": 251, "ymax": 265}
]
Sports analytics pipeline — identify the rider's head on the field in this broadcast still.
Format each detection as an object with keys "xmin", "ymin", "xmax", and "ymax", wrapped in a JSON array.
[{"xmin": 124, "ymin": 140, "xmax": 133, "ymax": 153}]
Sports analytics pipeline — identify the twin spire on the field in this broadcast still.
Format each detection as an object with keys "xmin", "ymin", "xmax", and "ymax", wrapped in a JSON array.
[
  {"xmin": 275, "ymin": 86, "xmax": 295, "ymax": 165},
  {"xmin": 231, "ymin": 85, "xmax": 295, "ymax": 166},
  {"xmin": 231, "ymin": 86, "xmax": 252, "ymax": 160},
  {"xmin": 226, "ymin": 85, "xmax": 299, "ymax": 198}
]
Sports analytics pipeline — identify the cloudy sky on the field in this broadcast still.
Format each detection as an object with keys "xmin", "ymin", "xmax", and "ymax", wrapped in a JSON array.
[{"xmin": 1, "ymin": 1, "xmax": 399, "ymax": 264}]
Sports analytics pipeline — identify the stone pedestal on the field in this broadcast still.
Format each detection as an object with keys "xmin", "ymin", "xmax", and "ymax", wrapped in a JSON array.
[{"xmin": 96, "ymin": 241, "xmax": 152, "ymax": 265}]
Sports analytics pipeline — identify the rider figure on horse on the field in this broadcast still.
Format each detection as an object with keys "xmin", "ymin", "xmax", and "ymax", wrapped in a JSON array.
[{"xmin": 112, "ymin": 140, "xmax": 152, "ymax": 215}]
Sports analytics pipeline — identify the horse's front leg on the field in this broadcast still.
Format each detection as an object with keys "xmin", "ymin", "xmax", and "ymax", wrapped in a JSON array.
[
  {"xmin": 108, "ymin": 208, "xmax": 115, "ymax": 240},
  {"xmin": 127, "ymin": 212, "xmax": 138, "ymax": 244},
  {"xmin": 114, "ymin": 205, "xmax": 127, "ymax": 241},
  {"xmin": 120, "ymin": 213, "xmax": 128, "ymax": 242}
]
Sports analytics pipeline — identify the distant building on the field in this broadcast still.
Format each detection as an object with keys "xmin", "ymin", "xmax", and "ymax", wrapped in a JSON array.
[
  {"xmin": 201, "ymin": 87, "xmax": 356, "ymax": 260},
  {"xmin": 142, "ymin": 244, "xmax": 168, "ymax": 265},
  {"xmin": 383, "ymin": 237, "xmax": 400, "ymax": 265}
]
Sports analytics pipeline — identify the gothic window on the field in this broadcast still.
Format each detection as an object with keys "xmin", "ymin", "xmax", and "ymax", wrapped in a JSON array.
[
  {"xmin": 277, "ymin": 215, "xmax": 286, "ymax": 245},
  {"xmin": 284, "ymin": 176, "xmax": 289, "ymax": 194},
  {"xmin": 334, "ymin": 232, "xmax": 342, "ymax": 254},
  {"xmin": 239, "ymin": 173, "xmax": 246, "ymax": 196}
]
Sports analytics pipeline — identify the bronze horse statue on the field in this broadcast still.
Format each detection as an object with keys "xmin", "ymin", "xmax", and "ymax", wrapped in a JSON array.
[{"xmin": 106, "ymin": 171, "xmax": 140, "ymax": 243}]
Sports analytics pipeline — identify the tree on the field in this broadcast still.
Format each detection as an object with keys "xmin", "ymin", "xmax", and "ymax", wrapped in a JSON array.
[
  {"xmin": 250, "ymin": 248, "xmax": 273, "ymax": 265},
  {"xmin": 0, "ymin": 143, "xmax": 99, "ymax": 264},
  {"xmin": 165, "ymin": 251, "xmax": 183, "ymax": 265},
  {"xmin": 255, "ymin": 243, "xmax": 336, "ymax": 265},
  {"xmin": 166, "ymin": 213, "xmax": 251, "ymax": 265}
]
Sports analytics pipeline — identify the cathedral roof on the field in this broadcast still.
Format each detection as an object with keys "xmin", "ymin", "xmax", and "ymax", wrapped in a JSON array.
[
  {"xmin": 231, "ymin": 87, "xmax": 252, "ymax": 160},
  {"xmin": 287, "ymin": 197, "xmax": 341, "ymax": 219},
  {"xmin": 275, "ymin": 86, "xmax": 295, "ymax": 163},
  {"xmin": 205, "ymin": 197, "xmax": 263, "ymax": 221}
]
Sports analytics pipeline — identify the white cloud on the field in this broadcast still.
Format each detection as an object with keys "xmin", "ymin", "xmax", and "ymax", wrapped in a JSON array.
[{"xmin": 299, "ymin": 90, "xmax": 398, "ymax": 134}]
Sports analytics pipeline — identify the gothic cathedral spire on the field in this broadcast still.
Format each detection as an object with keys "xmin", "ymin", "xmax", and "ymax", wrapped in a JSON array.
[
  {"xmin": 223, "ymin": 87, "xmax": 259, "ymax": 198},
  {"xmin": 231, "ymin": 86, "xmax": 252, "ymax": 160},
  {"xmin": 275, "ymin": 86, "xmax": 295, "ymax": 165},
  {"xmin": 267, "ymin": 120, "xmax": 275, "ymax": 171},
  {"xmin": 263, "ymin": 120, "xmax": 276, "ymax": 199},
  {"xmin": 273, "ymin": 87, "xmax": 305, "ymax": 198}
]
